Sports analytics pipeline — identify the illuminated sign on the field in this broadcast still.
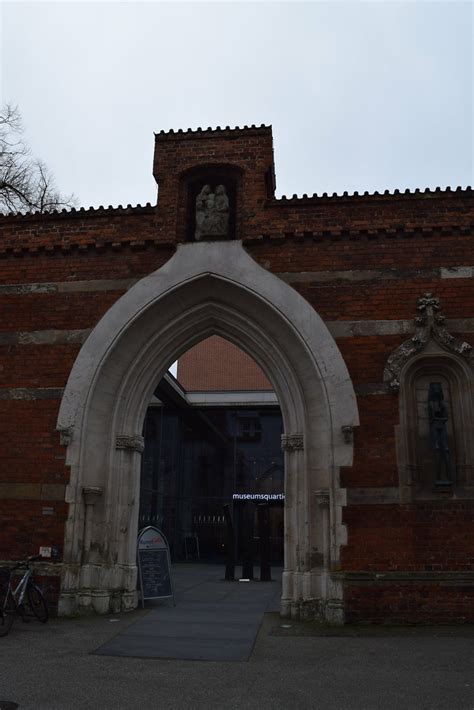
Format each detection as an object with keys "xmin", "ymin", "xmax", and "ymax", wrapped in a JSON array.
[{"xmin": 232, "ymin": 493, "xmax": 284, "ymax": 501}]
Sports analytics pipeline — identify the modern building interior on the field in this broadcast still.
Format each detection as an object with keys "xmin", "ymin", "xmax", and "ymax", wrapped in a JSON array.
[{"xmin": 139, "ymin": 336, "xmax": 285, "ymax": 564}]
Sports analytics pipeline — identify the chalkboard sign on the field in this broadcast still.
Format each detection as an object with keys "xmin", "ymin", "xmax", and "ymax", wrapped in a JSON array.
[{"xmin": 137, "ymin": 526, "xmax": 175, "ymax": 608}]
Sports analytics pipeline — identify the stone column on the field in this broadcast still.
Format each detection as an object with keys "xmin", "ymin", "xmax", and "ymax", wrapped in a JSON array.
[
  {"xmin": 113, "ymin": 433, "xmax": 145, "ymax": 612},
  {"xmin": 80, "ymin": 486, "xmax": 103, "ymax": 611},
  {"xmin": 314, "ymin": 489, "xmax": 330, "ymax": 567},
  {"xmin": 280, "ymin": 433, "xmax": 304, "ymax": 618},
  {"xmin": 82, "ymin": 486, "xmax": 104, "ymax": 561},
  {"xmin": 322, "ymin": 463, "xmax": 346, "ymax": 625}
]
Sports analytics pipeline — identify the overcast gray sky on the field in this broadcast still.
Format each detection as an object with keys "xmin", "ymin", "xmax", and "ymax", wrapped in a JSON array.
[{"xmin": 2, "ymin": 1, "xmax": 472, "ymax": 209}]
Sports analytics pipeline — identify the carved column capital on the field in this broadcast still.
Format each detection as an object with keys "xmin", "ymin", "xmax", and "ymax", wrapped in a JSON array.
[
  {"xmin": 341, "ymin": 426, "xmax": 354, "ymax": 444},
  {"xmin": 82, "ymin": 486, "xmax": 103, "ymax": 506},
  {"xmin": 314, "ymin": 489, "xmax": 330, "ymax": 507},
  {"xmin": 59, "ymin": 426, "xmax": 73, "ymax": 446},
  {"xmin": 281, "ymin": 433, "xmax": 304, "ymax": 452},
  {"xmin": 115, "ymin": 434, "xmax": 145, "ymax": 453}
]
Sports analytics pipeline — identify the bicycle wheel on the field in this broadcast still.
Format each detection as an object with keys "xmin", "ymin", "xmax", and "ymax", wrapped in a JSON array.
[
  {"xmin": 0, "ymin": 591, "xmax": 15, "ymax": 637},
  {"xmin": 26, "ymin": 584, "xmax": 48, "ymax": 623}
]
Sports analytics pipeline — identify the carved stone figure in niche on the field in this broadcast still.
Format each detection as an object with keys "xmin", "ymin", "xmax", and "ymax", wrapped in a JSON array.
[
  {"xmin": 195, "ymin": 184, "xmax": 229, "ymax": 240},
  {"xmin": 428, "ymin": 382, "xmax": 452, "ymax": 485},
  {"xmin": 195, "ymin": 184, "xmax": 211, "ymax": 240}
]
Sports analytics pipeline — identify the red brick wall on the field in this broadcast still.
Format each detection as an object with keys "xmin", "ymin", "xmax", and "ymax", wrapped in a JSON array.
[
  {"xmin": 341, "ymin": 503, "xmax": 474, "ymax": 572},
  {"xmin": 0, "ymin": 125, "xmax": 473, "ymax": 621},
  {"xmin": 345, "ymin": 583, "xmax": 474, "ymax": 624},
  {"xmin": 177, "ymin": 336, "xmax": 273, "ymax": 391},
  {"xmin": 153, "ymin": 125, "xmax": 275, "ymax": 243}
]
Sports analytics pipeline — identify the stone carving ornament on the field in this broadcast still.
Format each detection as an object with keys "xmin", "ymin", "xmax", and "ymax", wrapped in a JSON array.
[
  {"xmin": 383, "ymin": 293, "xmax": 473, "ymax": 392},
  {"xmin": 59, "ymin": 425, "xmax": 73, "ymax": 446},
  {"xmin": 281, "ymin": 434, "xmax": 304, "ymax": 451},
  {"xmin": 195, "ymin": 184, "xmax": 229, "ymax": 240},
  {"xmin": 115, "ymin": 434, "xmax": 145, "ymax": 453},
  {"xmin": 314, "ymin": 489, "xmax": 330, "ymax": 507}
]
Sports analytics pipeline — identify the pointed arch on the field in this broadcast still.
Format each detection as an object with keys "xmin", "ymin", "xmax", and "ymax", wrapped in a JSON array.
[{"xmin": 57, "ymin": 241, "xmax": 358, "ymax": 621}]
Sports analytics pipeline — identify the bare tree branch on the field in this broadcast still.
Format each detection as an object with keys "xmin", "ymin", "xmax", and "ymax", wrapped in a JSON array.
[{"xmin": 0, "ymin": 103, "xmax": 76, "ymax": 214}]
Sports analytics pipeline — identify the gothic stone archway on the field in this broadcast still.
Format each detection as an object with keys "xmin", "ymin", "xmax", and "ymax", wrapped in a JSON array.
[{"xmin": 57, "ymin": 241, "xmax": 358, "ymax": 622}]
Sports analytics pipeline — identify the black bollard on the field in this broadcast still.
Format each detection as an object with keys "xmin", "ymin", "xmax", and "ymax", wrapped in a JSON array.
[
  {"xmin": 257, "ymin": 503, "xmax": 272, "ymax": 581},
  {"xmin": 241, "ymin": 503, "xmax": 254, "ymax": 580},
  {"xmin": 223, "ymin": 504, "xmax": 235, "ymax": 581}
]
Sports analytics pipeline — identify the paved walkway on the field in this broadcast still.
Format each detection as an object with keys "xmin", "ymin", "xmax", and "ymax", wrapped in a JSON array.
[
  {"xmin": 94, "ymin": 563, "xmax": 282, "ymax": 661},
  {"xmin": 1, "ymin": 568, "xmax": 474, "ymax": 709}
]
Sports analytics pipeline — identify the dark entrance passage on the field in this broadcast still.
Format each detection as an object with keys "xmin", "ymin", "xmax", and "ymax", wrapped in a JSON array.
[{"xmin": 139, "ymin": 374, "xmax": 284, "ymax": 565}]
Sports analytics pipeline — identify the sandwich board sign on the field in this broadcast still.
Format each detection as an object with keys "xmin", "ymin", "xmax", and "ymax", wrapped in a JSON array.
[{"xmin": 137, "ymin": 526, "xmax": 175, "ymax": 608}]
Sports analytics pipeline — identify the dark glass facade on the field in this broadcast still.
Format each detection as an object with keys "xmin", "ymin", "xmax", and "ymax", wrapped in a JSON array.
[{"xmin": 139, "ymin": 403, "xmax": 284, "ymax": 563}]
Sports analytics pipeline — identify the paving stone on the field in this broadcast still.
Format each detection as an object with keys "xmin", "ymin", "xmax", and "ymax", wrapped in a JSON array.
[{"xmin": 94, "ymin": 565, "xmax": 282, "ymax": 660}]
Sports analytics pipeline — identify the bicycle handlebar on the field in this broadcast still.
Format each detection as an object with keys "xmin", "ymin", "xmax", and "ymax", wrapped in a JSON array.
[{"xmin": 11, "ymin": 555, "xmax": 44, "ymax": 570}]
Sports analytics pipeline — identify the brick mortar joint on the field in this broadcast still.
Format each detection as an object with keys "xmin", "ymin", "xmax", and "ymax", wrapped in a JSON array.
[
  {"xmin": 243, "ymin": 223, "xmax": 474, "ymax": 245},
  {"xmin": 333, "ymin": 571, "xmax": 474, "ymax": 582},
  {"xmin": 0, "ymin": 238, "xmax": 176, "ymax": 257},
  {"xmin": 0, "ymin": 560, "xmax": 62, "ymax": 575}
]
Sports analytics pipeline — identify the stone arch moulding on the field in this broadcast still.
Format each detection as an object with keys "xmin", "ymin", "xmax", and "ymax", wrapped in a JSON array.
[{"xmin": 57, "ymin": 240, "xmax": 359, "ymax": 622}]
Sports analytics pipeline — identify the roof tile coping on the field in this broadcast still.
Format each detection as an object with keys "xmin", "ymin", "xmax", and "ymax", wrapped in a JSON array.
[
  {"xmin": 1, "ymin": 186, "xmax": 472, "ymax": 225},
  {"xmin": 154, "ymin": 124, "xmax": 272, "ymax": 140},
  {"xmin": 274, "ymin": 186, "xmax": 473, "ymax": 204},
  {"xmin": 0, "ymin": 202, "xmax": 155, "ymax": 222}
]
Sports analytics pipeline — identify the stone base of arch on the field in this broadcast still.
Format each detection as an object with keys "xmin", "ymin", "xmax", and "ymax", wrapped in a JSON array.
[
  {"xmin": 56, "ymin": 241, "xmax": 358, "ymax": 623},
  {"xmin": 58, "ymin": 564, "xmax": 346, "ymax": 624},
  {"xmin": 58, "ymin": 583, "xmax": 344, "ymax": 622},
  {"xmin": 59, "ymin": 564, "xmax": 138, "ymax": 616},
  {"xmin": 58, "ymin": 479, "xmax": 349, "ymax": 624}
]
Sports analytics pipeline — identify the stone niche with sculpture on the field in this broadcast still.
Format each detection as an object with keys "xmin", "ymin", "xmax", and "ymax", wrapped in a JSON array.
[
  {"xmin": 384, "ymin": 293, "xmax": 474, "ymax": 500},
  {"xmin": 195, "ymin": 183, "xmax": 230, "ymax": 241},
  {"xmin": 184, "ymin": 168, "xmax": 239, "ymax": 242}
]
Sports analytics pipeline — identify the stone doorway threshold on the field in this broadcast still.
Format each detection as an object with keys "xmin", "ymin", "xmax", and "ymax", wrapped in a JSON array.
[{"xmin": 93, "ymin": 563, "xmax": 282, "ymax": 661}]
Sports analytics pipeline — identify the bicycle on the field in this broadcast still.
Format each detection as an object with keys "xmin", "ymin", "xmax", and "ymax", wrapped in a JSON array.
[{"xmin": 0, "ymin": 555, "xmax": 49, "ymax": 636}]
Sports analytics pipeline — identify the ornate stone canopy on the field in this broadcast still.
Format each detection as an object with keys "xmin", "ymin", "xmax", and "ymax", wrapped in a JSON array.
[{"xmin": 383, "ymin": 293, "xmax": 473, "ymax": 393}]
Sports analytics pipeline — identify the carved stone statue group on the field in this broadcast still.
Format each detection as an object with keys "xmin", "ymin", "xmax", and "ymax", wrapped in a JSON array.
[{"xmin": 195, "ymin": 184, "xmax": 229, "ymax": 241}]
